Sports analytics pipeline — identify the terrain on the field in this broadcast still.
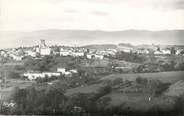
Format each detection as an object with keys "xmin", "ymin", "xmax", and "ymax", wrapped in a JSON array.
[{"xmin": 0, "ymin": 49, "xmax": 184, "ymax": 115}]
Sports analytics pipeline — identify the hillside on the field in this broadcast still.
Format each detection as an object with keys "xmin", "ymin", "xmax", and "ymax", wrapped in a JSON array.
[
  {"xmin": 82, "ymin": 44, "xmax": 117, "ymax": 50},
  {"xmin": 101, "ymin": 71, "xmax": 184, "ymax": 83}
]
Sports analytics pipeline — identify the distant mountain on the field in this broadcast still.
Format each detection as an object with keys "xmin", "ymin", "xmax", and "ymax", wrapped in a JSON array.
[
  {"xmin": 118, "ymin": 43, "xmax": 136, "ymax": 48},
  {"xmin": 0, "ymin": 29, "xmax": 184, "ymax": 49},
  {"xmin": 82, "ymin": 44, "xmax": 117, "ymax": 50}
]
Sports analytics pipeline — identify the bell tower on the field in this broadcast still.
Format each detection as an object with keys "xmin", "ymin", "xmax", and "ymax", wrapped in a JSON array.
[{"xmin": 40, "ymin": 39, "xmax": 46, "ymax": 48}]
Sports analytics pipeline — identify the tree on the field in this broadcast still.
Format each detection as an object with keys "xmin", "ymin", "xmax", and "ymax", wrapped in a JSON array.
[
  {"xmin": 136, "ymin": 76, "xmax": 148, "ymax": 85},
  {"xmin": 171, "ymin": 47, "xmax": 176, "ymax": 55},
  {"xmin": 8, "ymin": 72, "xmax": 21, "ymax": 79}
]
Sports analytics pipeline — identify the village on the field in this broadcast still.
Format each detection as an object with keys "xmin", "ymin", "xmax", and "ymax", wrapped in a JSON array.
[
  {"xmin": 1, "ymin": 40, "xmax": 184, "ymax": 62},
  {"xmin": 0, "ymin": 40, "xmax": 184, "ymax": 81},
  {"xmin": 0, "ymin": 40, "xmax": 184, "ymax": 115}
]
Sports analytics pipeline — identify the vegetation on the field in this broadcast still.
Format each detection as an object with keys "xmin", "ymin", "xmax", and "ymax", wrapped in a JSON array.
[
  {"xmin": 1, "ymin": 48, "xmax": 184, "ymax": 115},
  {"xmin": 1, "ymin": 76, "xmax": 182, "ymax": 115},
  {"xmin": 114, "ymin": 51, "xmax": 146, "ymax": 63}
]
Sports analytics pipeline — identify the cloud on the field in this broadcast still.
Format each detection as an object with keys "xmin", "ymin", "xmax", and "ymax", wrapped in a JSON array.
[
  {"xmin": 64, "ymin": 9, "xmax": 77, "ymax": 14},
  {"xmin": 175, "ymin": 0, "xmax": 184, "ymax": 9},
  {"xmin": 42, "ymin": 0, "xmax": 63, "ymax": 4},
  {"xmin": 0, "ymin": 0, "xmax": 184, "ymax": 31},
  {"xmin": 91, "ymin": 11, "xmax": 108, "ymax": 16}
]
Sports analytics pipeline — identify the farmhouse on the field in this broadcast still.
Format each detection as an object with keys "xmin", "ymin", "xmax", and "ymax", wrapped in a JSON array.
[
  {"xmin": 71, "ymin": 52, "xmax": 84, "ymax": 57},
  {"xmin": 9, "ymin": 54, "xmax": 23, "ymax": 61},
  {"xmin": 23, "ymin": 72, "xmax": 61, "ymax": 80},
  {"xmin": 161, "ymin": 49, "xmax": 171, "ymax": 55},
  {"xmin": 60, "ymin": 50, "xmax": 71, "ymax": 56},
  {"xmin": 57, "ymin": 68, "xmax": 66, "ymax": 73},
  {"xmin": 94, "ymin": 54, "xmax": 104, "ymax": 59},
  {"xmin": 154, "ymin": 51, "xmax": 163, "ymax": 55},
  {"xmin": 57, "ymin": 68, "xmax": 78, "ymax": 77}
]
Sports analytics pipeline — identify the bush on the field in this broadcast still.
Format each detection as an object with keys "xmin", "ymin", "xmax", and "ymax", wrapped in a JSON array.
[
  {"xmin": 95, "ymin": 85, "xmax": 112, "ymax": 99},
  {"xmin": 112, "ymin": 78, "xmax": 123, "ymax": 86},
  {"xmin": 148, "ymin": 80, "xmax": 171, "ymax": 96},
  {"xmin": 115, "ymin": 52, "xmax": 146, "ymax": 63},
  {"xmin": 154, "ymin": 83, "xmax": 171, "ymax": 96},
  {"xmin": 8, "ymin": 72, "xmax": 21, "ymax": 79},
  {"xmin": 136, "ymin": 76, "xmax": 148, "ymax": 85}
]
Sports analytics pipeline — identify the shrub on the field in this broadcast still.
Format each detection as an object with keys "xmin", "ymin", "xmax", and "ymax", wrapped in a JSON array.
[
  {"xmin": 8, "ymin": 72, "xmax": 21, "ymax": 79},
  {"xmin": 136, "ymin": 76, "xmax": 148, "ymax": 85}
]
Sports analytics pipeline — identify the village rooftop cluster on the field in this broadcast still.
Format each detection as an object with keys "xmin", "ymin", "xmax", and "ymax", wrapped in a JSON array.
[{"xmin": 0, "ymin": 40, "xmax": 184, "ymax": 61}]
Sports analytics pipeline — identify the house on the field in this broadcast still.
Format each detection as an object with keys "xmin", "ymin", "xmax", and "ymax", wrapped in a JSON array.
[
  {"xmin": 23, "ymin": 72, "xmax": 61, "ymax": 80},
  {"xmin": 70, "ymin": 69, "xmax": 78, "ymax": 73},
  {"xmin": 42, "ymin": 72, "xmax": 60, "ymax": 77},
  {"xmin": 57, "ymin": 68, "xmax": 78, "ymax": 77},
  {"xmin": 63, "ymin": 71, "xmax": 72, "ymax": 77},
  {"xmin": 26, "ymin": 50, "xmax": 37, "ymax": 57},
  {"xmin": 23, "ymin": 72, "xmax": 44, "ymax": 80},
  {"xmin": 9, "ymin": 54, "xmax": 23, "ymax": 61},
  {"xmin": 3, "ymin": 101, "xmax": 16, "ymax": 108},
  {"xmin": 154, "ymin": 51, "xmax": 163, "ymax": 55},
  {"xmin": 86, "ymin": 54, "xmax": 104, "ymax": 59},
  {"xmin": 161, "ymin": 49, "xmax": 171, "ymax": 55},
  {"xmin": 86, "ymin": 54, "xmax": 92, "ymax": 59},
  {"xmin": 57, "ymin": 68, "xmax": 66, "ymax": 73},
  {"xmin": 94, "ymin": 54, "xmax": 104, "ymax": 59},
  {"xmin": 71, "ymin": 52, "xmax": 84, "ymax": 57},
  {"xmin": 176, "ymin": 49, "xmax": 184, "ymax": 55},
  {"xmin": 136, "ymin": 49, "xmax": 149, "ymax": 54},
  {"xmin": 60, "ymin": 50, "xmax": 71, "ymax": 56},
  {"xmin": 40, "ymin": 47, "xmax": 51, "ymax": 56},
  {"xmin": 0, "ymin": 50, "xmax": 6, "ymax": 56}
]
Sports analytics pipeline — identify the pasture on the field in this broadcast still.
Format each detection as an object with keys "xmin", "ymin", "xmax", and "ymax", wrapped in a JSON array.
[{"xmin": 101, "ymin": 71, "xmax": 184, "ymax": 83}]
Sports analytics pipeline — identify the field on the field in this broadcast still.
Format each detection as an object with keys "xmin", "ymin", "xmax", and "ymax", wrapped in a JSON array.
[
  {"xmin": 104, "ymin": 92, "xmax": 175, "ymax": 112},
  {"xmin": 101, "ymin": 71, "xmax": 184, "ymax": 83},
  {"xmin": 65, "ymin": 71, "xmax": 184, "ymax": 112},
  {"xmin": 65, "ymin": 82, "xmax": 105, "ymax": 96},
  {"xmin": 66, "ymin": 71, "xmax": 184, "ymax": 96},
  {"xmin": 0, "ymin": 79, "xmax": 35, "ymax": 101}
]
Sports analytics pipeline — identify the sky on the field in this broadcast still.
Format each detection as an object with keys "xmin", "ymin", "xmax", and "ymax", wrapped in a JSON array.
[{"xmin": 0, "ymin": 0, "xmax": 184, "ymax": 31}]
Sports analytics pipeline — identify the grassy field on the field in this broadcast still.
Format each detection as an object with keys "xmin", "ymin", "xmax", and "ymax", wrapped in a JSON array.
[
  {"xmin": 66, "ymin": 71, "xmax": 184, "ymax": 96},
  {"xmin": 0, "ymin": 79, "xmax": 35, "ymax": 101},
  {"xmin": 65, "ymin": 82, "xmax": 105, "ymax": 96},
  {"xmin": 101, "ymin": 71, "xmax": 184, "ymax": 83},
  {"xmin": 65, "ymin": 71, "xmax": 184, "ymax": 113},
  {"xmin": 104, "ymin": 92, "xmax": 175, "ymax": 112}
]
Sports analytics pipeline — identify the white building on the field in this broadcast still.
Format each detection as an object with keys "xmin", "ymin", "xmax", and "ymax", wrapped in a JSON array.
[
  {"xmin": 94, "ymin": 54, "xmax": 104, "ymax": 59},
  {"xmin": 70, "ymin": 69, "xmax": 78, "ymax": 73},
  {"xmin": 86, "ymin": 54, "xmax": 92, "ymax": 59},
  {"xmin": 9, "ymin": 54, "xmax": 23, "ymax": 61},
  {"xmin": 40, "ymin": 47, "xmax": 51, "ymax": 56},
  {"xmin": 57, "ymin": 68, "xmax": 78, "ymax": 76},
  {"xmin": 57, "ymin": 68, "xmax": 66, "ymax": 73},
  {"xmin": 154, "ymin": 51, "xmax": 163, "ymax": 55},
  {"xmin": 36, "ymin": 40, "xmax": 51, "ymax": 56},
  {"xmin": 26, "ymin": 50, "xmax": 37, "ymax": 57},
  {"xmin": 137, "ymin": 49, "xmax": 149, "ymax": 54},
  {"xmin": 71, "ymin": 52, "xmax": 84, "ymax": 57},
  {"xmin": 23, "ymin": 72, "xmax": 61, "ymax": 80},
  {"xmin": 60, "ymin": 51, "xmax": 70, "ymax": 56},
  {"xmin": 162, "ymin": 49, "xmax": 171, "ymax": 55},
  {"xmin": 86, "ymin": 54, "xmax": 104, "ymax": 59}
]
